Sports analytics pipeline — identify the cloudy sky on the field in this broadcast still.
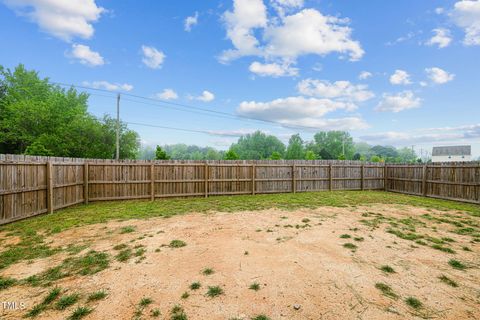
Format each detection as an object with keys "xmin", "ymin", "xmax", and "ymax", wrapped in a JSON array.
[{"xmin": 1, "ymin": 0, "xmax": 479, "ymax": 157}]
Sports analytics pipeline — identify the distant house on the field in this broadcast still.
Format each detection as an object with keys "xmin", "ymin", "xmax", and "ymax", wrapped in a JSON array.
[{"xmin": 431, "ymin": 145, "xmax": 471, "ymax": 163}]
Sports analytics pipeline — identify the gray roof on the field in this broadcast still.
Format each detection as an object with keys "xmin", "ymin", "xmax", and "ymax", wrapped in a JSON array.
[{"xmin": 432, "ymin": 145, "xmax": 471, "ymax": 156}]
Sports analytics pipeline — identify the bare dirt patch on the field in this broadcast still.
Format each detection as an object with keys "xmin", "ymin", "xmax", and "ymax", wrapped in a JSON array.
[{"xmin": 1, "ymin": 204, "xmax": 479, "ymax": 319}]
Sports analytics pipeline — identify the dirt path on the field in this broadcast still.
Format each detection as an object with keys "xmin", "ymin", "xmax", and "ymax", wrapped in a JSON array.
[{"xmin": 1, "ymin": 205, "xmax": 479, "ymax": 319}]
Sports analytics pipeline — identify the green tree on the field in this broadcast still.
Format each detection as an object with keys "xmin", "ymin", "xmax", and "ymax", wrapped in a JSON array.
[
  {"xmin": 155, "ymin": 145, "xmax": 170, "ymax": 160},
  {"xmin": 0, "ymin": 64, "xmax": 140, "ymax": 159},
  {"xmin": 224, "ymin": 149, "xmax": 240, "ymax": 160},
  {"xmin": 229, "ymin": 131, "xmax": 285, "ymax": 159},
  {"xmin": 304, "ymin": 150, "xmax": 317, "ymax": 160},
  {"xmin": 285, "ymin": 134, "xmax": 305, "ymax": 159},
  {"xmin": 311, "ymin": 131, "xmax": 354, "ymax": 160},
  {"xmin": 269, "ymin": 151, "xmax": 282, "ymax": 160}
]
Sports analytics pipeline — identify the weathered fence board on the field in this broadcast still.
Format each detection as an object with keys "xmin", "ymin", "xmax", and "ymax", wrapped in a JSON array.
[{"xmin": 0, "ymin": 154, "xmax": 478, "ymax": 225}]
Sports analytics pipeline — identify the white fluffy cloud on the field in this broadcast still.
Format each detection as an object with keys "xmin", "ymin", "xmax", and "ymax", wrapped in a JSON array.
[
  {"xmin": 68, "ymin": 44, "xmax": 104, "ymax": 66},
  {"xmin": 141, "ymin": 45, "xmax": 165, "ymax": 69},
  {"xmin": 297, "ymin": 79, "xmax": 374, "ymax": 102},
  {"xmin": 220, "ymin": 0, "xmax": 363, "ymax": 67},
  {"xmin": 155, "ymin": 89, "xmax": 178, "ymax": 100},
  {"xmin": 236, "ymin": 96, "xmax": 367, "ymax": 130},
  {"xmin": 389, "ymin": 69, "xmax": 412, "ymax": 85},
  {"xmin": 82, "ymin": 81, "xmax": 133, "ymax": 91},
  {"xmin": 425, "ymin": 67, "xmax": 455, "ymax": 84},
  {"xmin": 270, "ymin": 0, "xmax": 304, "ymax": 16},
  {"xmin": 426, "ymin": 28, "xmax": 452, "ymax": 48},
  {"xmin": 4, "ymin": 0, "xmax": 104, "ymax": 41},
  {"xmin": 184, "ymin": 12, "xmax": 198, "ymax": 32},
  {"xmin": 196, "ymin": 90, "xmax": 215, "ymax": 102},
  {"xmin": 358, "ymin": 71, "xmax": 372, "ymax": 80},
  {"xmin": 375, "ymin": 91, "xmax": 421, "ymax": 113},
  {"xmin": 452, "ymin": 0, "xmax": 480, "ymax": 46},
  {"xmin": 249, "ymin": 61, "xmax": 298, "ymax": 77}
]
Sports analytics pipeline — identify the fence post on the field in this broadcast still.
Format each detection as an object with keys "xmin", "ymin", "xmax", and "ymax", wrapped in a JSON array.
[
  {"xmin": 46, "ymin": 161, "xmax": 53, "ymax": 214},
  {"xmin": 251, "ymin": 163, "xmax": 256, "ymax": 195},
  {"xmin": 150, "ymin": 163, "xmax": 155, "ymax": 201},
  {"xmin": 204, "ymin": 162, "xmax": 209, "ymax": 198},
  {"xmin": 329, "ymin": 164, "xmax": 333, "ymax": 191},
  {"xmin": 422, "ymin": 165, "xmax": 428, "ymax": 196},
  {"xmin": 292, "ymin": 163, "xmax": 296, "ymax": 193},
  {"xmin": 84, "ymin": 162, "xmax": 89, "ymax": 204},
  {"xmin": 361, "ymin": 164, "xmax": 364, "ymax": 191},
  {"xmin": 384, "ymin": 165, "xmax": 388, "ymax": 191}
]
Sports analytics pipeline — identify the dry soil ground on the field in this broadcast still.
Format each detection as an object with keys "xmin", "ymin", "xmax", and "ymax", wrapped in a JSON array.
[{"xmin": 0, "ymin": 203, "xmax": 479, "ymax": 320}]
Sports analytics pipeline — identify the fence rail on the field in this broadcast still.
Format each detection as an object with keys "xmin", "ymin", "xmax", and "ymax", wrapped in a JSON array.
[{"xmin": 0, "ymin": 154, "xmax": 478, "ymax": 225}]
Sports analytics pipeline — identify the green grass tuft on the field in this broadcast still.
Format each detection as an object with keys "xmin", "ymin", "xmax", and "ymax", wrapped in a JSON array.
[
  {"xmin": 380, "ymin": 265, "xmax": 395, "ymax": 273},
  {"xmin": 139, "ymin": 297, "xmax": 153, "ymax": 307},
  {"xmin": 169, "ymin": 240, "xmax": 187, "ymax": 248},
  {"xmin": 340, "ymin": 234, "xmax": 351, "ymax": 239},
  {"xmin": 0, "ymin": 276, "xmax": 17, "ymax": 290},
  {"xmin": 115, "ymin": 249, "xmax": 132, "ymax": 262},
  {"xmin": 181, "ymin": 291, "xmax": 190, "ymax": 299},
  {"xmin": 189, "ymin": 282, "xmax": 201, "ymax": 290},
  {"xmin": 206, "ymin": 286, "xmax": 224, "ymax": 297},
  {"xmin": 120, "ymin": 226, "xmax": 135, "ymax": 234},
  {"xmin": 405, "ymin": 297, "xmax": 422, "ymax": 309},
  {"xmin": 56, "ymin": 293, "xmax": 80, "ymax": 310},
  {"xmin": 343, "ymin": 243, "xmax": 357, "ymax": 250},
  {"xmin": 375, "ymin": 283, "xmax": 398, "ymax": 299},
  {"xmin": 251, "ymin": 315, "xmax": 271, "ymax": 320},
  {"xmin": 438, "ymin": 275, "xmax": 458, "ymax": 287},
  {"xmin": 202, "ymin": 268, "xmax": 214, "ymax": 275},
  {"xmin": 448, "ymin": 259, "xmax": 466, "ymax": 270},
  {"xmin": 87, "ymin": 290, "xmax": 108, "ymax": 302},
  {"xmin": 67, "ymin": 306, "xmax": 92, "ymax": 320},
  {"xmin": 249, "ymin": 282, "xmax": 261, "ymax": 291}
]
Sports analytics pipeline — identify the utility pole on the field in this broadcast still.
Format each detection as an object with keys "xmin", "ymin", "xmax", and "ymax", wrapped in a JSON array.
[{"xmin": 116, "ymin": 93, "xmax": 120, "ymax": 160}]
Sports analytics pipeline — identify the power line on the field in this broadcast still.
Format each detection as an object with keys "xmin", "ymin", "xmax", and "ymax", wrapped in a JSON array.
[{"xmin": 51, "ymin": 81, "xmax": 322, "ymax": 132}]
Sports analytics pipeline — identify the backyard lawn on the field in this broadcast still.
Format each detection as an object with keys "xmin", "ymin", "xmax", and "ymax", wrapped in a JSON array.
[{"xmin": 0, "ymin": 191, "xmax": 479, "ymax": 319}]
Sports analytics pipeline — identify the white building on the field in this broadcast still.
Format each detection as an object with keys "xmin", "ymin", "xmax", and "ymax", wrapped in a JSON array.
[{"xmin": 431, "ymin": 145, "xmax": 471, "ymax": 163}]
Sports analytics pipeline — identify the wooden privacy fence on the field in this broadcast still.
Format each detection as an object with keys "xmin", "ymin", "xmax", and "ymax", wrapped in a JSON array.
[{"xmin": 0, "ymin": 154, "xmax": 479, "ymax": 225}]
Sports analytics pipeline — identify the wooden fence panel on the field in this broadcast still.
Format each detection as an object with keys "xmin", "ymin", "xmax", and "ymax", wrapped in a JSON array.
[{"xmin": 1, "ymin": 154, "xmax": 478, "ymax": 225}]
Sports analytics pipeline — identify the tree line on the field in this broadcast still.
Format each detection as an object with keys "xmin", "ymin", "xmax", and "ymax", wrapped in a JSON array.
[{"xmin": 149, "ymin": 131, "xmax": 419, "ymax": 163}]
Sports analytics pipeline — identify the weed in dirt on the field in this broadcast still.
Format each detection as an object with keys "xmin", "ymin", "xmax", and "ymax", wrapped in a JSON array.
[
  {"xmin": 375, "ymin": 283, "xmax": 398, "ymax": 299},
  {"xmin": 171, "ymin": 305, "xmax": 187, "ymax": 320},
  {"xmin": 120, "ymin": 226, "xmax": 135, "ymax": 234},
  {"xmin": 190, "ymin": 282, "xmax": 201, "ymax": 290},
  {"xmin": 462, "ymin": 246, "xmax": 472, "ymax": 251},
  {"xmin": 415, "ymin": 240, "xmax": 427, "ymax": 246},
  {"xmin": 302, "ymin": 218, "xmax": 310, "ymax": 223},
  {"xmin": 113, "ymin": 244, "xmax": 128, "ymax": 250},
  {"xmin": 441, "ymin": 237, "xmax": 455, "ymax": 243},
  {"xmin": 181, "ymin": 291, "xmax": 190, "ymax": 299},
  {"xmin": 387, "ymin": 228, "xmax": 423, "ymax": 241},
  {"xmin": 169, "ymin": 240, "xmax": 187, "ymax": 248},
  {"xmin": 25, "ymin": 304, "xmax": 46, "ymax": 318},
  {"xmin": 139, "ymin": 297, "xmax": 153, "ymax": 307},
  {"xmin": 115, "ymin": 249, "xmax": 132, "ymax": 262},
  {"xmin": 431, "ymin": 244, "xmax": 456, "ymax": 254},
  {"xmin": 249, "ymin": 282, "xmax": 261, "ymax": 291},
  {"xmin": 448, "ymin": 259, "xmax": 466, "ymax": 270},
  {"xmin": 135, "ymin": 248, "xmax": 146, "ymax": 257},
  {"xmin": 405, "ymin": 297, "xmax": 422, "ymax": 309},
  {"xmin": 66, "ymin": 244, "xmax": 89, "ymax": 255},
  {"xmin": 340, "ymin": 234, "xmax": 351, "ymax": 239},
  {"xmin": 151, "ymin": 308, "xmax": 161, "ymax": 317},
  {"xmin": 251, "ymin": 315, "xmax": 271, "ymax": 320},
  {"xmin": 438, "ymin": 275, "xmax": 458, "ymax": 287},
  {"xmin": 43, "ymin": 287, "xmax": 62, "ymax": 305},
  {"xmin": 87, "ymin": 290, "xmax": 108, "ymax": 302},
  {"xmin": 353, "ymin": 237, "xmax": 364, "ymax": 242},
  {"xmin": 0, "ymin": 276, "xmax": 16, "ymax": 290},
  {"xmin": 343, "ymin": 243, "xmax": 357, "ymax": 250},
  {"xmin": 202, "ymin": 268, "xmax": 214, "ymax": 275},
  {"xmin": 380, "ymin": 265, "xmax": 395, "ymax": 273},
  {"xmin": 67, "ymin": 306, "xmax": 92, "ymax": 320},
  {"xmin": 244, "ymin": 251, "xmax": 249, "ymax": 255},
  {"xmin": 206, "ymin": 286, "xmax": 224, "ymax": 297},
  {"xmin": 63, "ymin": 250, "xmax": 110, "ymax": 276},
  {"xmin": 56, "ymin": 293, "xmax": 80, "ymax": 310}
]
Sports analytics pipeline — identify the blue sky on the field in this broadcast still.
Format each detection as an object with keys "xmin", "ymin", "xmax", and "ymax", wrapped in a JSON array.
[{"xmin": 1, "ymin": 0, "xmax": 479, "ymax": 158}]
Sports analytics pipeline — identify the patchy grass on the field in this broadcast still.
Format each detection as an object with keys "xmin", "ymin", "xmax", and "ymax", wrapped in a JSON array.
[
  {"xmin": 438, "ymin": 275, "xmax": 458, "ymax": 287},
  {"xmin": 139, "ymin": 297, "xmax": 153, "ymax": 307},
  {"xmin": 206, "ymin": 286, "xmax": 224, "ymax": 297},
  {"xmin": 353, "ymin": 236, "xmax": 364, "ymax": 242},
  {"xmin": 249, "ymin": 282, "xmax": 261, "ymax": 291},
  {"xmin": 340, "ymin": 234, "xmax": 351, "ymax": 239},
  {"xmin": 343, "ymin": 243, "xmax": 357, "ymax": 250},
  {"xmin": 202, "ymin": 268, "xmax": 214, "ymax": 275},
  {"xmin": 251, "ymin": 315, "xmax": 271, "ymax": 320},
  {"xmin": 25, "ymin": 287, "xmax": 62, "ymax": 317},
  {"xmin": 380, "ymin": 265, "xmax": 395, "ymax": 273},
  {"xmin": 448, "ymin": 259, "xmax": 467, "ymax": 270},
  {"xmin": 1, "ymin": 191, "xmax": 479, "ymax": 271},
  {"xmin": 375, "ymin": 283, "xmax": 398, "ymax": 299},
  {"xmin": 189, "ymin": 282, "xmax": 201, "ymax": 290},
  {"xmin": 151, "ymin": 308, "xmax": 161, "ymax": 317},
  {"xmin": 0, "ymin": 276, "xmax": 16, "ymax": 290},
  {"xmin": 181, "ymin": 291, "xmax": 190, "ymax": 299},
  {"xmin": 431, "ymin": 244, "xmax": 456, "ymax": 254},
  {"xmin": 171, "ymin": 305, "xmax": 187, "ymax": 320},
  {"xmin": 115, "ymin": 249, "xmax": 132, "ymax": 262},
  {"xmin": 87, "ymin": 290, "xmax": 108, "ymax": 302},
  {"xmin": 113, "ymin": 243, "xmax": 128, "ymax": 251},
  {"xmin": 62, "ymin": 250, "xmax": 109, "ymax": 275},
  {"xmin": 169, "ymin": 240, "xmax": 187, "ymax": 248},
  {"xmin": 67, "ymin": 306, "xmax": 92, "ymax": 320},
  {"xmin": 56, "ymin": 293, "xmax": 80, "ymax": 310},
  {"xmin": 405, "ymin": 297, "xmax": 422, "ymax": 309}
]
